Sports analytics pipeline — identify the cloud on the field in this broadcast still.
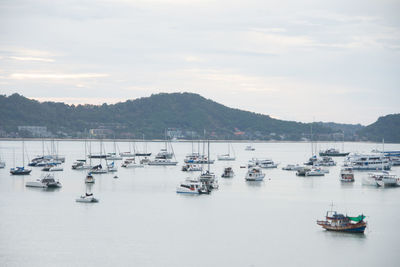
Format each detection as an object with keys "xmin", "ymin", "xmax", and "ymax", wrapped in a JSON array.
[
  {"xmin": 8, "ymin": 56, "xmax": 55, "ymax": 62},
  {"xmin": 9, "ymin": 73, "xmax": 109, "ymax": 80}
]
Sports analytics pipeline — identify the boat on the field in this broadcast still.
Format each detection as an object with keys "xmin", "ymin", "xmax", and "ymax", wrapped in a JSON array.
[
  {"xmin": 76, "ymin": 192, "xmax": 99, "ymax": 203},
  {"xmin": 245, "ymin": 144, "xmax": 255, "ymax": 151},
  {"xmin": 317, "ymin": 210, "xmax": 367, "ymax": 233},
  {"xmin": 42, "ymin": 163, "xmax": 63, "ymax": 172},
  {"xmin": 221, "ymin": 167, "xmax": 234, "ymax": 178},
  {"xmin": 184, "ymin": 153, "xmax": 214, "ymax": 164},
  {"xmin": 119, "ymin": 151, "xmax": 135, "ymax": 157},
  {"xmin": 304, "ymin": 155, "xmax": 319, "ymax": 166},
  {"xmin": 90, "ymin": 164, "xmax": 108, "ymax": 174},
  {"xmin": 135, "ymin": 134, "xmax": 152, "ymax": 156},
  {"xmin": 85, "ymin": 173, "xmax": 95, "ymax": 183},
  {"xmin": 181, "ymin": 164, "xmax": 202, "ymax": 172},
  {"xmin": 148, "ymin": 159, "xmax": 178, "ymax": 166},
  {"xmin": 198, "ymin": 140, "xmax": 218, "ymax": 190},
  {"xmin": 368, "ymin": 171, "xmax": 398, "ymax": 187},
  {"xmin": 10, "ymin": 140, "xmax": 32, "ymax": 175},
  {"xmin": 317, "ymin": 156, "xmax": 336, "ymax": 166},
  {"xmin": 248, "ymin": 158, "xmax": 278, "ymax": 168},
  {"xmin": 217, "ymin": 143, "xmax": 235, "ymax": 161},
  {"xmin": 140, "ymin": 157, "xmax": 150, "ymax": 165},
  {"xmin": 107, "ymin": 161, "xmax": 118, "ymax": 172},
  {"xmin": 26, "ymin": 173, "xmax": 62, "ymax": 188},
  {"xmin": 176, "ymin": 177, "xmax": 209, "ymax": 194},
  {"xmin": 296, "ymin": 167, "xmax": 311, "ymax": 176},
  {"xmin": 282, "ymin": 164, "xmax": 302, "ymax": 171},
  {"xmin": 121, "ymin": 158, "xmax": 144, "ymax": 168},
  {"xmin": 71, "ymin": 160, "xmax": 91, "ymax": 170},
  {"xmin": 319, "ymin": 148, "xmax": 349, "ymax": 157},
  {"xmin": 245, "ymin": 167, "xmax": 265, "ymax": 181},
  {"xmin": 88, "ymin": 154, "xmax": 107, "ymax": 159},
  {"xmin": 305, "ymin": 167, "xmax": 326, "ymax": 176},
  {"xmin": 340, "ymin": 167, "xmax": 354, "ymax": 182},
  {"xmin": 106, "ymin": 153, "xmax": 122, "ymax": 161},
  {"xmin": 344, "ymin": 153, "xmax": 391, "ymax": 171}
]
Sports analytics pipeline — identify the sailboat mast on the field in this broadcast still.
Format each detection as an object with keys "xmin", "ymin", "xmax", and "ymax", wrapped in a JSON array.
[
  {"xmin": 22, "ymin": 139, "xmax": 25, "ymax": 167},
  {"xmin": 310, "ymin": 124, "xmax": 313, "ymax": 156},
  {"xmin": 207, "ymin": 139, "xmax": 210, "ymax": 173}
]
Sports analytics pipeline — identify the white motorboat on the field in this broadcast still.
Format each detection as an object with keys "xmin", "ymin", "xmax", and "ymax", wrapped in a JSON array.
[
  {"xmin": 85, "ymin": 173, "xmax": 95, "ymax": 183},
  {"xmin": 181, "ymin": 164, "xmax": 202, "ymax": 172},
  {"xmin": 317, "ymin": 156, "xmax": 336, "ymax": 167},
  {"xmin": 305, "ymin": 167, "xmax": 325, "ymax": 176},
  {"xmin": 148, "ymin": 159, "xmax": 178, "ymax": 166},
  {"xmin": 76, "ymin": 193, "xmax": 99, "ymax": 203},
  {"xmin": 282, "ymin": 164, "xmax": 302, "ymax": 171},
  {"xmin": 121, "ymin": 158, "xmax": 144, "ymax": 168},
  {"xmin": 221, "ymin": 167, "xmax": 234, "ymax": 178},
  {"xmin": 26, "ymin": 174, "xmax": 62, "ymax": 188},
  {"xmin": 90, "ymin": 164, "xmax": 108, "ymax": 174},
  {"xmin": 245, "ymin": 167, "xmax": 265, "ymax": 181},
  {"xmin": 176, "ymin": 178, "xmax": 209, "ymax": 194},
  {"xmin": 340, "ymin": 167, "xmax": 354, "ymax": 182}
]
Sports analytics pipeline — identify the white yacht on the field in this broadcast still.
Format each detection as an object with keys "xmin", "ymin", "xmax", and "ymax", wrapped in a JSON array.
[
  {"xmin": 26, "ymin": 174, "xmax": 62, "ymax": 188},
  {"xmin": 340, "ymin": 167, "xmax": 354, "ymax": 182},
  {"xmin": 368, "ymin": 171, "xmax": 398, "ymax": 187},
  {"xmin": 317, "ymin": 156, "xmax": 336, "ymax": 167},
  {"xmin": 181, "ymin": 164, "xmax": 202, "ymax": 172},
  {"xmin": 248, "ymin": 158, "xmax": 278, "ymax": 168},
  {"xmin": 176, "ymin": 178, "xmax": 208, "ymax": 194},
  {"xmin": 76, "ymin": 193, "xmax": 99, "ymax": 203},
  {"xmin": 282, "ymin": 164, "xmax": 302, "ymax": 171},
  {"xmin": 155, "ymin": 148, "xmax": 174, "ymax": 159},
  {"xmin": 121, "ymin": 158, "xmax": 144, "ymax": 168},
  {"xmin": 245, "ymin": 167, "xmax": 265, "ymax": 181},
  {"xmin": 148, "ymin": 159, "xmax": 178, "ymax": 166},
  {"xmin": 345, "ymin": 153, "xmax": 391, "ymax": 170}
]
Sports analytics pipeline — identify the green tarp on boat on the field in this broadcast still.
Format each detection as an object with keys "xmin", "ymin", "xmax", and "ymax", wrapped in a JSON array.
[{"xmin": 348, "ymin": 215, "xmax": 366, "ymax": 222}]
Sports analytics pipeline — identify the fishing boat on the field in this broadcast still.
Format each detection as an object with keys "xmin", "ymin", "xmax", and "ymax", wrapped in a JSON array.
[
  {"xmin": 319, "ymin": 148, "xmax": 349, "ymax": 157},
  {"xmin": 176, "ymin": 178, "xmax": 209, "ymax": 194},
  {"xmin": 10, "ymin": 140, "xmax": 32, "ymax": 175},
  {"xmin": 317, "ymin": 210, "xmax": 367, "ymax": 233},
  {"xmin": 76, "ymin": 192, "xmax": 99, "ymax": 203},
  {"xmin": 282, "ymin": 164, "xmax": 302, "ymax": 171},
  {"xmin": 221, "ymin": 167, "xmax": 234, "ymax": 178},
  {"xmin": 85, "ymin": 173, "xmax": 95, "ymax": 183},
  {"xmin": 26, "ymin": 173, "xmax": 62, "ymax": 188},
  {"xmin": 245, "ymin": 167, "xmax": 265, "ymax": 181},
  {"xmin": 340, "ymin": 167, "xmax": 354, "ymax": 182}
]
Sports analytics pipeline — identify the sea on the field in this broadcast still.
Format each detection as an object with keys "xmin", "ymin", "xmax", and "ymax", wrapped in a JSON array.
[{"xmin": 0, "ymin": 140, "xmax": 399, "ymax": 267}]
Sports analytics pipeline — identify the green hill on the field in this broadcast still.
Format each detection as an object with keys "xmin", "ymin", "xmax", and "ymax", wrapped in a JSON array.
[
  {"xmin": 0, "ymin": 92, "xmax": 360, "ymax": 140},
  {"xmin": 357, "ymin": 114, "xmax": 400, "ymax": 143}
]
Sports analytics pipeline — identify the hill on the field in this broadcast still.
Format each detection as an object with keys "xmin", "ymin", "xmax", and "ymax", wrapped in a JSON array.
[
  {"xmin": 0, "ymin": 92, "xmax": 360, "ymax": 140},
  {"xmin": 357, "ymin": 114, "xmax": 400, "ymax": 143}
]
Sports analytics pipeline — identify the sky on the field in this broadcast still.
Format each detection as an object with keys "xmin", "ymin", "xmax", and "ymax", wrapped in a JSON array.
[{"xmin": 0, "ymin": 0, "xmax": 399, "ymax": 125}]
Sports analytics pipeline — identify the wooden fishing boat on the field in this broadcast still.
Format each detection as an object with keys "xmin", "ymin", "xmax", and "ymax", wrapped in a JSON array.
[{"xmin": 317, "ymin": 210, "xmax": 367, "ymax": 233}]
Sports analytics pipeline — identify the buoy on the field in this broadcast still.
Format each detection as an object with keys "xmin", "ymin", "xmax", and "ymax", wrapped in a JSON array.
[{"xmin": 114, "ymin": 175, "xmax": 118, "ymax": 179}]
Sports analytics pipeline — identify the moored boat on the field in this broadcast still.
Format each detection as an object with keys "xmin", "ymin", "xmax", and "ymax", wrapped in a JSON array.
[
  {"xmin": 221, "ymin": 167, "xmax": 234, "ymax": 178},
  {"xmin": 319, "ymin": 148, "xmax": 349, "ymax": 157},
  {"xmin": 340, "ymin": 167, "xmax": 354, "ymax": 182},
  {"xmin": 76, "ymin": 193, "xmax": 99, "ymax": 203},
  {"xmin": 26, "ymin": 173, "xmax": 62, "ymax": 188},
  {"xmin": 245, "ymin": 167, "xmax": 265, "ymax": 181}
]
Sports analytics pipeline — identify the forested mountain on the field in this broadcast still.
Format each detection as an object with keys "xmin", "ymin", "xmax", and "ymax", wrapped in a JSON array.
[
  {"xmin": 0, "ymin": 92, "xmax": 395, "ymax": 142},
  {"xmin": 357, "ymin": 114, "xmax": 400, "ymax": 143}
]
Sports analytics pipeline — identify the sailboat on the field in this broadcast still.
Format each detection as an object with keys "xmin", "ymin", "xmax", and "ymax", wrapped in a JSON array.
[
  {"xmin": 217, "ymin": 142, "xmax": 236, "ymax": 161},
  {"xmin": 199, "ymin": 140, "xmax": 218, "ymax": 190},
  {"xmin": 135, "ymin": 134, "xmax": 151, "ymax": 156},
  {"xmin": 90, "ymin": 140, "xmax": 108, "ymax": 174},
  {"xmin": 107, "ymin": 138, "xmax": 122, "ymax": 160},
  {"xmin": 10, "ymin": 140, "xmax": 32, "ymax": 175}
]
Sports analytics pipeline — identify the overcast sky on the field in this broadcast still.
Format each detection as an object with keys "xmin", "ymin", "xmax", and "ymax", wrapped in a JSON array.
[{"xmin": 0, "ymin": 0, "xmax": 399, "ymax": 125}]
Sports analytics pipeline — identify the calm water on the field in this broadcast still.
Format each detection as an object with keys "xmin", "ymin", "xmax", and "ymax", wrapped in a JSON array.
[{"xmin": 0, "ymin": 141, "xmax": 399, "ymax": 267}]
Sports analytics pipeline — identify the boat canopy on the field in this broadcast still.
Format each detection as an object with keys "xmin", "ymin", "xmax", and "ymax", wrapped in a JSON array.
[{"xmin": 348, "ymin": 215, "xmax": 366, "ymax": 222}]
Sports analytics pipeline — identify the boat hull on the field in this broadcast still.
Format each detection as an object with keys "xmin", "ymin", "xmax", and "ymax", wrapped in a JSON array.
[{"xmin": 317, "ymin": 221, "xmax": 367, "ymax": 233}]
